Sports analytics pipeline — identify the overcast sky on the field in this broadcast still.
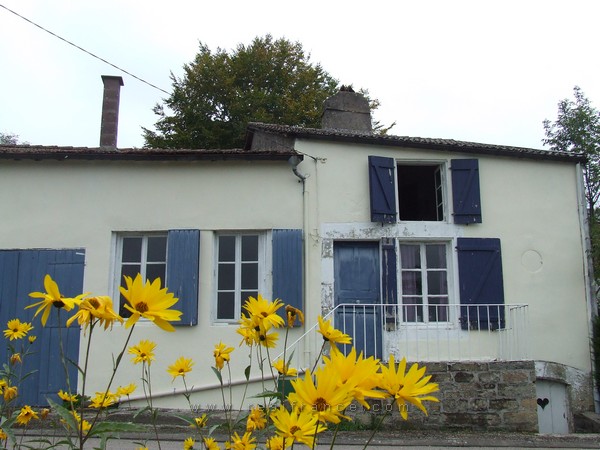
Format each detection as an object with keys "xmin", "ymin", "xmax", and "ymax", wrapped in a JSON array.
[{"xmin": 1, "ymin": 0, "xmax": 598, "ymax": 150}]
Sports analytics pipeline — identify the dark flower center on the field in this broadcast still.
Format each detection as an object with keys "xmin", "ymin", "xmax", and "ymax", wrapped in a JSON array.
[
  {"xmin": 135, "ymin": 302, "xmax": 149, "ymax": 313},
  {"xmin": 314, "ymin": 397, "xmax": 329, "ymax": 412},
  {"xmin": 52, "ymin": 300, "xmax": 65, "ymax": 308},
  {"xmin": 89, "ymin": 298, "xmax": 100, "ymax": 309},
  {"xmin": 290, "ymin": 425, "xmax": 301, "ymax": 434}
]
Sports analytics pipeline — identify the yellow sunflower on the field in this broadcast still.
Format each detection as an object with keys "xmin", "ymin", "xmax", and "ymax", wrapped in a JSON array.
[
  {"xmin": 316, "ymin": 316, "xmax": 352, "ymax": 346},
  {"xmin": 167, "ymin": 356, "xmax": 194, "ymax": 380},
  {"xmin": 183, "ymin": 437, "xmax": 195, "ymax": 450},
  {"xmin": 288, "ymin": 369, "xmax": 353, "ymax": 424},
  {"xmin": 246, "ymin": 406, "xmax": 267, "ymax": 432},
  {"xmin": 27, "ymin": 275, "xmax": 86, "ymax": 326},
  {"xmin": 322, "ymin": 346, "xmax": 385, "ymax": 408},
  {"xmin": 120, "ymin": 274, "xmax": 181, "ymax": 331},
  {"xmin": 128, "ymin": 340, "xmax": 157, "ymax": 365},
  {"xmin": 3, "ymin": 319, "xmax": 33, "ymax": 340},
  {"xmin": 116, "ymin": 383, "xmax": 137, "ymax": 397},
  {"xmin": 10, "ymin": 353, "xmax": 21, "ymax": 365},
  {"xmin": 3, "ymin": 385, "xmax": 17, "ymax": 402},
  {"xmin": 265, "ymin": 436, "xmax": 287, "ymax": 450},
  {"xmin": 285, "ymin": 305, "xmax": 304, "ymax": 328},
  {"xmin": 213, "ymin": 341, "xmax": 233, "ymax": 370},
  {"xmin": 270, "ymin": 405, "xmax": 322, "ymax": 447},
  {"xmin": 272, "ymin": 359, "xmax": 298, "ymax": 377},
  {"xmin": 66, "ymin": 295, "xmax": 123, "ymax": 331},
  {"xmin": 89, "ymin": 391, "xmax": 117, "ymax": 409},
  {"xmin": 191, "ymin": 413, "xmax": 207, "ymax": 429},
  {"xmin": 203, "ymin": 437, "xmax": 220, "ymax": 450},
  {"xmin": 28, "ymin": 335, "xmax": 37, "ymax": 344},
  {"xmin": 242, "ymin": 295, "xmax": 284, "ymax": 330},
  {"xmin": 16, "ymin": 405, "xmax": 38, "ymax": 425},
  {"xmin": 225, "ymin": 431, "xmax": 256, "ymax": 450},
  {"xmin": 379, "ymin": 355, "xmax": 439, "ymax": 420},
  {"xmin": 57, "ymin": 389, "xmax": 78, "ymax": 403}
]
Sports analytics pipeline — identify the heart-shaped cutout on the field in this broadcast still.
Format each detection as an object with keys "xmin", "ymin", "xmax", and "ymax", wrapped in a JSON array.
[{"xmin": 537, "ymin": 397, "xmax": 549, "ymax": 409}]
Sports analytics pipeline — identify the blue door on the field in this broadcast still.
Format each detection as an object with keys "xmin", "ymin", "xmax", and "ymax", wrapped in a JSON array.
[
  {"xmin": 333, "ymin": 242, "xmax": 382, "ymax": 358},
  {"xmin": 0, "ymin": 249, "xmax": 84, "ymax": 406}
]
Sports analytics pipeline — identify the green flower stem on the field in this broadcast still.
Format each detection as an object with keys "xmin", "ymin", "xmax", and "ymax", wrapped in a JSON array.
[{"xmin": 81, "ymin": 324, "xmax": 136, "ymax": 447}]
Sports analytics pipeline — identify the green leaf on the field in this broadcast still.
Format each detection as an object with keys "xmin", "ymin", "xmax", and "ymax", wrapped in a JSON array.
[
  {"xmin": 132, "ymin": 405, "xmax": 152, "ymax": 419},
  {"xmin": 47, "ymin": 398, "xmax": 78, "ymax": 432},
  {"xmin": 211, "ymin": 366, "xmax": 223, "ymax": 383},
  {"xmin": 87, "ymin": 421, "xmax": 147, "ymax": 437},
  {"xmin": 244, "ymin": 364, "xmax": 251, "ymax": 381}
]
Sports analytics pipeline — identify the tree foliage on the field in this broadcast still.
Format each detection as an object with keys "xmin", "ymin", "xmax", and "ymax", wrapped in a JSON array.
[
  {"xmin": 143, "ymin": 35, "xmax": 339, "ymax": 149},
  {"xmin": 143, "ymin": 35, "xmax": 392, "ymax": 149},
  {"xmin": 0, "ymin": 132, "xmax": 19, "ymax": 145},
  {"xmin": 543, "ymin": 86, "xmax": 600, "ymax": 220}
]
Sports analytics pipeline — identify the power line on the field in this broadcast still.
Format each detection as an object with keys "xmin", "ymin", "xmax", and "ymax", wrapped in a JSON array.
[{"xmin": 0, "ymin": 3, "xmax": 170, "ymax": 95}]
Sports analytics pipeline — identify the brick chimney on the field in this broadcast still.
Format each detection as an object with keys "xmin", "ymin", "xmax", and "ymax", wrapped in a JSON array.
[
  {"xmin": 99, "ymin": 75, "xmax": 124, "ymax": 147},
  {"xmin": 321, "ymin": 89, "xmax": 372, "ymax": 132}
]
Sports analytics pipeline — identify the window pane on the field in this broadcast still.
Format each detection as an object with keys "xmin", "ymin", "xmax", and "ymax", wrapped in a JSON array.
[
  {"xmin": 147, "ymin": 236, "xmax": 167, "ymax": 262},
  {"xmin": 218, "ymin": 263, "xmax": 235, "ymax": 290},
  {"xmin": 426, "ymin": 244, "xmax": 446, "ymax": 268},
  {"xmin": 428, "ymin": 297, "xmax": 449, "ymax": 322},
  {"xmin": 146, "ymin": 263, "xmax": 166, "ymax": 285},
  {"xmin": 121, "ymin": 264, "xmax": 141, "ymax": 282},
  {"xmin": 401, "ymin": 272, "xmax": 422, "ymax": 295},
  {"xmin": 241, "ymin": 263, "xmax": 258, "ymax": 289},
  {"xmin": 219, "ymin": 236, "xmax": 236, "ymax": 262},
  {"xmin": 400, "ymin": 245, "xmax": 420, "ymax": 269},
  {"xmin": 402, "ymin": 297, "xmax": 423, "ymax": 322},
  {"xmin": 241, "ymin": 290, "xmax": 258, "ymax": 305},
  {"xmin": 242, "ymin": 235, "xmax": 258, "ymax": 261},
  {"xmin": 217, "ymin": 292, "xmax": 235, "ymax": 320},
  {"xmin": 122, "ymin": 237, "xmax": 142, "ymax": 263},
  {"xmin": 427, "ymin": 271, "xmax": 447, "ymax": 295}
]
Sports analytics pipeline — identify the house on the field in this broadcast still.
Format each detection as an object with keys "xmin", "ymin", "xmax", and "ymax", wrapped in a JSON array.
[{"xmin": 0, "ymin": 77, "xmax": 596, "ymax": 433}]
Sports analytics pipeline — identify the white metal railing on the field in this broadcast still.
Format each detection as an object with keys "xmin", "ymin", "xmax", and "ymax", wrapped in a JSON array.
[{"xmin": 278, "ymin": 303, "xmax": 529, "ymax": 371}]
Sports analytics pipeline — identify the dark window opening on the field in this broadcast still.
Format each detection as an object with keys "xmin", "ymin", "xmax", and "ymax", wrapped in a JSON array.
[{"xmin": 397, "ymin": 165, "xmax": 443, "ymax": 221}]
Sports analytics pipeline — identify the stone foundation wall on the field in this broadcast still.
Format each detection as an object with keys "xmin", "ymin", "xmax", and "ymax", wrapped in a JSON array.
[{"xmin": 351, "ymin": 360, "xmax": 538, "ymax": 432}]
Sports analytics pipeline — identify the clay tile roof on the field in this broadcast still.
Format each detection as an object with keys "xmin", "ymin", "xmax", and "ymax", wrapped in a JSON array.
[{"xmin": 246, "ymin": 122, "xmax": 586, "ymax": 163}]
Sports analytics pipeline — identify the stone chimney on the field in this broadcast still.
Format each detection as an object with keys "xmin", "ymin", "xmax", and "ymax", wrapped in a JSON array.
[
  {"xmin": 321, "ymin": 88, "xmax": 372, "ymax": 132},
  {"xmin": 99, "ymin": 75, "xmax": 124, "ymax": 147}
]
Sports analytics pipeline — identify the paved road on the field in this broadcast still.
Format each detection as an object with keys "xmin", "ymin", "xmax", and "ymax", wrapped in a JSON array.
[{"xmin": 17, "ymin": 430, "xmax": 600, "ymax": 449}]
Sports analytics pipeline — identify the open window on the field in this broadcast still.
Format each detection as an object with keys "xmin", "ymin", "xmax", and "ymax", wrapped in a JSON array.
[{"xmin": 397, "ymin": 164, "xmax": 444, "ymax": 221}]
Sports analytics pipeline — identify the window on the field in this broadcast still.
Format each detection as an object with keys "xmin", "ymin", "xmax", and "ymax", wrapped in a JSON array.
[
  {"xmin": 399, "ymin": 242, "xmax": 449, "ymax": 323},
  {"xmin": 114, "ymin": 230, "xmax": 200, "ymax": 326},
  {"xmin": 117, "ymin": 234, "xmax": 167, "ymax": 317},
  {"xmin": 368, "ymin": 156, "xmax": 482, "ymax": 224},
  {"xmin": 215, "ymin": 233, "xmax": 265, "ymax": 322},
  {"xmin": 397, "ymin": 164, "xmax": 444, "ymax": 221}
]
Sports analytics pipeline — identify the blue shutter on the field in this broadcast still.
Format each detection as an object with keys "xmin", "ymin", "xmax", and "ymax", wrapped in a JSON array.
[
  {"xmin": 167, "ymin": 230, "xmax": 200, "ymax": 326},
  {"xmin": 369, "ymin": 156, "xmax": 397, "ymax": 223},
  {"xmin": 381, "ymin": 238, "xmax": 397, "ymax": 325},
  {"xmin": 0, "ymin": 249, "xmax": 84, "ymax": 406},
  {"xmin": 272, "ymin": 229, "xmax": 303, "ymax": 326},
  {"xmin": 451, "ymin": 159, "xmax": 482, "ymax": 224},
  {"xmin": 456, "ymin": 238, "xmax": 505, "ymax": 330}
]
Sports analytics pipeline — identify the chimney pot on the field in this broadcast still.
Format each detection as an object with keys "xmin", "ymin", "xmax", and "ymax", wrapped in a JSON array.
[
  {"xmin": 100, "ymin": 75, "xmax": 124, "ymax": 147},
  {"xmin": 321, "ymin": 90, "xmax": 372, "ymax": 132}
]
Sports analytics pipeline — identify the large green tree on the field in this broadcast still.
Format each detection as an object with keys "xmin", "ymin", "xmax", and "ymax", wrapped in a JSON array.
[
  {"xmin": 543, "ymin": 86, "xmax": 600, "ymax": 225},
  {"xmin": 0, "ymin": 132, "xmax": 19, "ymax": 145},
  {"xmin": 143, "ymin": 35, "xmax": 340, "ymax": 149}
]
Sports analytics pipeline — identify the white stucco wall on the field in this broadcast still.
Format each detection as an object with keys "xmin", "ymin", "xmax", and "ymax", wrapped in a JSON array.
[
  {"xmin": 0, "ymin": 158, "xmax": 305, "ymax": 408},
  {"xmin": 294, "ymin": 139, "xmax": 592, "ymax": 373}
]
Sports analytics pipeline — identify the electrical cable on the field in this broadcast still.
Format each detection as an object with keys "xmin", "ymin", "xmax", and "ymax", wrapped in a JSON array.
[{"xmin": 0, "ymin": 3, "xmax": 170, "ymax": 95}]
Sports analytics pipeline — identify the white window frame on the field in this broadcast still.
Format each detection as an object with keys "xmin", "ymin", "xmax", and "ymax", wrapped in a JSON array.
[
  {"xmin": 396, "ymin": 160, "xmax": 449, "ymax": 223},
  {"xmin": 113, "ymin": 232, "xmax": 168, "ymax": 316},
  {"xmin": 398, "ymin": 240, "xmax": 454, "ymax": 326},
  {"xmin": 213, "ymin": 231, "xmax": 268, "ymax": 324}
]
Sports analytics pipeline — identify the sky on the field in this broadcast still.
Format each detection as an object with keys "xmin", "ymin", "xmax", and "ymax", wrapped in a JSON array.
[{"xmin": 1, "ymin": 0, "xmax": 599, "ymax": 150}]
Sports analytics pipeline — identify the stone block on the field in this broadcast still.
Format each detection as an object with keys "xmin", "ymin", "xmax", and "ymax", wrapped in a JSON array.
[
  {"xmin": 453, "ymin": 371, "xmax": 475, "ymax": 383},
  {"xmin": 478, "ymin": 371, "xmax": 501, "ymax": 383},
  {"xmin": 489, "ymin": 398, "xmax": 519, "ymax": 411},
  {"xmin": 502, "ymin": 411, "xmax": 538, "ymax": 432},
  {"xmin": 501, "ymin": 370, "xmax": 531, "ymax": 383},
  {"xmin": 449, "ymin": 362, "xmax": 488, "ymax": 372}
]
